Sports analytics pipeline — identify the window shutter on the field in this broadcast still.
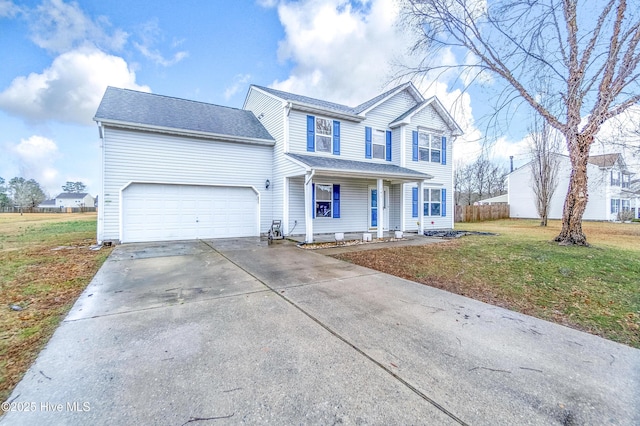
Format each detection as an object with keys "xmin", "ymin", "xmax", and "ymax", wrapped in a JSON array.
[
  {"xmin": 441, "ymin": 188, "xmax": 446, "ymax": 217},
  {"xmin": 412, "ymin": 187, "xmax": 418, "ymax": 218},
  {"xmin": 386, "ymin": 130, "xmax": 392, "ymax": 161},
  {"xmin": 307, "ymin": 115, "xmax": 315, "ymax": 152},
  {"xmin": 412, "ymin": 131, "xmax": 418, "ymax": 161},
  {"xmin": 333, "ymin": 185, "xmax": 340, "ymax": 218},
  {"xmin": 441, "ymin": 136, "xmax": 447, "ymax": 165},
  {"xmin": 365, "ymin": 127, "xmax": 372, "ymax": 159},
  {"xmin": 333, "ymin": 120, "xmax": 340, "ymax": 155},
  {"xmin": 312, "ymin": 183, "xmax": 315, "ymax": 219}
]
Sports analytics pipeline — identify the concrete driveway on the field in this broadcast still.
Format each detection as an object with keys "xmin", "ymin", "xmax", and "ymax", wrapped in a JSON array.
[{"xmin": 2, "ymin": 238, "xmax": 638, "ymax": 425}]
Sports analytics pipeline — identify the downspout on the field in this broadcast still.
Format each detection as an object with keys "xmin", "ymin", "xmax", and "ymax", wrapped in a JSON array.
[{"xmin": 305, "ymin": 169, "xmax": 316, "ymax": 244}]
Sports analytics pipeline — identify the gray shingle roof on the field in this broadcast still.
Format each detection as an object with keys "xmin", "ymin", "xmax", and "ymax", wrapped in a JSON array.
[
  {"xmin": 39, "ymin": 199, "xmax": 56, "ymax": 206},
  {"xmin": 95, "ymin": 87, "xmax": 274, "ymax": 142},
  {"xmin": 56, "ymin": 192, "xmax": 89, "ymax": 199},
  {"xmin": 253, "ymin": 82, "xmax": 413, "ymax": 116},
  {"xmin": 287, "ymin": 153, "xmax": 432, "ymax": 180},
  {"xmin": 588, "ymin": 153, "xmax": 621, "ymax": 168}
]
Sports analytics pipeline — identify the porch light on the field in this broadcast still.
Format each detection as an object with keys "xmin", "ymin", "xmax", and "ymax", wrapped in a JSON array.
[{"xmin": 265, "ymin": 179, "xmax": 270, "ymax": 190}]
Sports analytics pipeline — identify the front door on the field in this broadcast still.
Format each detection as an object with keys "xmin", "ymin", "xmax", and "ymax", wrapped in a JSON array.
[{"xmin": 369, "ymin": 186, "xmax": 389, "ymax": 231}]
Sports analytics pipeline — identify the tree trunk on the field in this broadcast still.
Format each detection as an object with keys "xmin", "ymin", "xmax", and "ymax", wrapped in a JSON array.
[{"xmin": 554, "ymin": 135, "xmax": 591, "ymax": 246}]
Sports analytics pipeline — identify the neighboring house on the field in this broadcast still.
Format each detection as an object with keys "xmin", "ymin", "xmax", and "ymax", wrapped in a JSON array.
[
  {"xmin": 508, "ymin": 153, "xmax": 634, "ymax": 221},
  {"xmin": 54, "ymin": 192, "xmax": 96, "ymax": 209},
  {"xmin": 475, "ymin": 194, "xmax": 508, "ymax": 205},
  {"xmin": 38, "ymin": 199, "xmax": 56, "ymax": 208},
  {"xmin": 93, "ymin": 83, "xmax": 463, "ymax": 243}
]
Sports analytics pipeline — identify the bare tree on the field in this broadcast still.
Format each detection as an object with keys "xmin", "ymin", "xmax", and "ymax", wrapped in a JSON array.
[
  {"xmin": 455, "ymin": 157, "xmax": 508, "ymax": 205},
  {"xmin": 529, "ymin": 116, "xmax": 562, "ymax": 226},
  {"xmin": 9, "ymin": 177, "xmax": 46, "ymax": 214},
  {"xmin": 402, "ymin": 0, "xmax": 640, "ymax": 245}
]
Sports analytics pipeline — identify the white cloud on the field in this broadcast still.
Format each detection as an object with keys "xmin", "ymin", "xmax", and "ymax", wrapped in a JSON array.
[
  {"xmin": 0, "ymin": 46, "xmax": 150, "ymax": 125},
  {"xmin": 29, "ymin": 0, "xmax": 127, "ymax": 53},
  {"xmin": 0, "ymin": 0, "xmax": 21, "ymax": 18},
  {"xmin": 270, "ymin": 0, "xmax": 410, "ymax": 105},
  {"xmin": 12, "ymin": 135, "xmax": 60, "ymax": 192},
  {"xmin": 224, "ymin": 74, "xmax": 252, "ymax": 100},
  {"xmin": 133, "ymin": 19, "xmax": 189, "ymax": 67}
]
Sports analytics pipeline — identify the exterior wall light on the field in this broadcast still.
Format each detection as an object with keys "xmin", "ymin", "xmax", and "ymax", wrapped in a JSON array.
[{"xmin": 265, "ymin": 179, "xmax": 270, "ymax": 189}]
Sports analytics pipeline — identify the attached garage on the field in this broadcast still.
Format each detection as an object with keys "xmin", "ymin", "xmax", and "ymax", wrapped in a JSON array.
[{"xmin": 121, "ymin": 183, "xmax": 259, "ymax": 243}]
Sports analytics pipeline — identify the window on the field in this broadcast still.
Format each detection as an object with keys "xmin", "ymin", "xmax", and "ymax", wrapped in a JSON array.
[
  {"xmin": 622, "ymin": 199, "xmax": 630, "ymax": 211},
  {"xmin": 316, "ymin": 118, "xmax": 332, "ymax": 152},
  {"xmin": 315, "ymin": 184, "xmax": 333, "ymax": 217},
  {"xmin": 611, "ymin": 198, "xmax": 620, "ymax": 214},
  {"xmin": 418, "ymin": 132, "xmax": 441, "ymax": 163},
  {"xmin": 423, "ymin": 188, "xmax": 441, "ymax": 216},
  {"xmin": 372, "ymin": 130, "xmax": 386, "ymax": 159},
  {"xmin": 622, "ymin": 174, "xmax": 630, "ymax": 188}
]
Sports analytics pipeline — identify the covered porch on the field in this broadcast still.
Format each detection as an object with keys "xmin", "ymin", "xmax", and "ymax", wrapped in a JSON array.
[{"xmin": 285, "ymin": 154, "xmax": 433, "ymax": 243}]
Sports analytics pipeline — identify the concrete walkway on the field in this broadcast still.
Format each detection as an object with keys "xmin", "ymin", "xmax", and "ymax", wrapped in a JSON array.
[{"xmin": 2, "ymin": 238, "xmax": 638, "ymax": 425}]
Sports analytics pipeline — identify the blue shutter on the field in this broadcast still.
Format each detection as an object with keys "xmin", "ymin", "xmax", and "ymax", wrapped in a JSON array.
[
  {"xmin": 365, "ymin": 127, "xmax": 372, "ymax": 159},
  {"xmin": 333, "ymin": 185, "xmax": 340, "ymax": 218},
  {"xmin": 307, "ymin": 115, "xmax": 315, "ymax": 152},
  {"xmin": 312, "ymin": 183, "xmax": 315, "ymax": 219},
  {"xmin": 386, "ymin": 130, "xmax": 392, "ymax": 161},
  {"xmin": 333, "ymin": 120, "xmax": 340, "ymax": 155},
  {"xmin": 412, "ymin": 187, "xmax": 418, "ymax": 218},
  {"xmin": 412, "ymin": 131, "xmax": 418, "ymax": 161},
  {"xmin": 441, "ymin": 188, "xmax": 446, "ymax": 217},
  {"xmin": 441, "ymin": 136, "xmax": 447, "ymax": 165}
]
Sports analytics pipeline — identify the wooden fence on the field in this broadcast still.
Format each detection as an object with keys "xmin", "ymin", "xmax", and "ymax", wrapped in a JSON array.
[
  {"xmin": 0, "ymin": 207, "xmax": 96, "ymax": 213},
  {"xmin": 455, "ymin": 204, "xmax": 510, "ymax": 223}
]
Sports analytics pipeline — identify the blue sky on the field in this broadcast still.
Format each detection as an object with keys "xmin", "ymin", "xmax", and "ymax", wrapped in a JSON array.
[{"xmin": 0, "ymin": 0, "xmax": 566, "ymax": 196}]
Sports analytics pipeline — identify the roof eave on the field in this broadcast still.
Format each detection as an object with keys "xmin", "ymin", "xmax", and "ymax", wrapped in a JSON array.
[
  {"xmin": 289, "ymin": 103, "xmax": 363, "ymax": 122},
  {"xmin": 95, "ymin": 118, "xmax": 276, "ymax": 146}
]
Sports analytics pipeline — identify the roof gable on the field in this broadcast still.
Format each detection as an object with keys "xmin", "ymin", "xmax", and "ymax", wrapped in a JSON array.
[
  {"xmin": 95, "ymin": 87, "xmax": 274, "ymax": 142},
  {"xmin": 390, "ymin": 97, "xmax": 463, "ymax": 136},
  {"xmin": 587, "ymin": 153, "xmax": 623, "ymax": 169}
]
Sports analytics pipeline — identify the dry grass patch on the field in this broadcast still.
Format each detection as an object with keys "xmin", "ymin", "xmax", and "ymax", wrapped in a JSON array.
[
  {"xmin": 0, "ymin": 213, "xmax": 112, "ymax": 404},
  {"xmin": 335, "ymin": 219, "xmax": 640, "ymax": 348}
]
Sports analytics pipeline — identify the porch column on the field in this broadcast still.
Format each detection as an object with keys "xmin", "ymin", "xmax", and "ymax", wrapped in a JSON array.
[
  {"xmin": 400, "ymin": 183, "xmax": 406, "ymax": 232},
  {"xmin": 304, "ymin": 172, "xmax": 314, "ymax": 243},
  {"xmin": 377, "ymin": 178, "xmax": 384, "ymax": 239},
  {"xmin": 418, "ymin": 180, "xmax": 424, "ymax": 235}
]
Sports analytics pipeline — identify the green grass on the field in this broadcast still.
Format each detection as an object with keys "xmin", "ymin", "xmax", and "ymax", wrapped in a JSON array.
[
  {"xmin": 0, "ymin": 213, "xmax": 112, "ymax": 405},
  {"xmin": 336, "ymin": 219, "xmax": 640, "ymax": 348}
]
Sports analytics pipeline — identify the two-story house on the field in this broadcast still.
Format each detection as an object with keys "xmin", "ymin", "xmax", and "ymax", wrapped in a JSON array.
[
  {"xmin": 93, "ymin": 83, "xmax": 462, "ymax": 244},
  {"xmin": 508, "ymin": 153, "xmax": 635, "ymax": 221}
]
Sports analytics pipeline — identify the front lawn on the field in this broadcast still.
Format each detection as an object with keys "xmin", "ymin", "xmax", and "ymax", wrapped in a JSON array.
[
  {"xmin": 334, "ymin": 219, "xmax": 640, "ymax": 348},
  {"xmin": 0, "ymin": 213, "xmax": 112, "ymax": 404}
]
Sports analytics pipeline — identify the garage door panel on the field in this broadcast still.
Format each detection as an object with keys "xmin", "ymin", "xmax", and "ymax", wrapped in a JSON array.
[{"xmin": 122, "ymin": 184, "xmax": 258, "ymax": 242}]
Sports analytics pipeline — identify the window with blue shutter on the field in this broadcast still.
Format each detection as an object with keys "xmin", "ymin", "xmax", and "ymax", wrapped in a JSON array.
[
  {"xmin": 441, "ymin": 136, "xmax": 447, "ymax": 165},
  {"xmin": 307, "ymin": 116, "xmax": 315, "ymax": 152},
  {"xmin": 333, "ymin": 185, "xmax": 340, "ymax": 218},
  {"xmin": 412, "ymin": 131, "xmax": 418, "ymax": 161},
  {"xmin": 365, "ymin": 127, "xmax": 372, "ymax": 159},
  {"xmin": 386, "ymin": 130, "xmax": 392, "ymax": 161},
  {"xmin": 333, "ymin": 121, "xmax": 340, "ymax": 155},
  {"xmin": 412, "ymin": 187, "xmax": 418, "ymax": 217},
  {"xmin": 441, "ymin": 188, "xmax": 446, "ymax": 216}
]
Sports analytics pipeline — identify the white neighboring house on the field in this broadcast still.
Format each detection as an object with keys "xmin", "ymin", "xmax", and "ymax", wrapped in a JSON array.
[
  {"xmin": 93, "ymin": 82, "xmax": 463, "ymax": 244},
  {"xmin": 54, "ymin": 192, "xmax": 95, "ymax": 209},
  {"xmin": 508, "ymin": 153, "xmax": 635, "ymax": 221}
]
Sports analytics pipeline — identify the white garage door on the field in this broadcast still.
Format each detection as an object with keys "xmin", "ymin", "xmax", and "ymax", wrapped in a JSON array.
[{"xmin": 122, "ymin": 183, "xmax": 258, "ymax": 242}]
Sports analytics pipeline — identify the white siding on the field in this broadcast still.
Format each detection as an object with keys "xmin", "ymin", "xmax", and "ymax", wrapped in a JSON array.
[
  {"xmin": 100, "ymin": 127, "xmax": 273, "ymax": 242},
  {"xmin": 508, "ymin": 156, "xmax": 610, "ymax": 221},
  {"xmin": 244, "ymin": 88, "xmax": 306, "ymax": 231}
]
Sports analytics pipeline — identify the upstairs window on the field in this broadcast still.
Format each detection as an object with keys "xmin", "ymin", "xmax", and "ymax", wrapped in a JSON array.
[
  {"xmin": 610, "ymin": 171, "xmax": 621, "ymax": 186},
  {"xmin": 315, "ymin": 118, "xmax": 332, "ymax": 152},
  {"xmin": 418, "ymin": 132, "xmax": 441, "ymax": 163},
  {"xmin": 372, "ymin": 130, "xmax": 386, "ymax": 159},
  {"xmin": 622, "ymin": 174, "xmax": 630, "ymax": 188}
]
